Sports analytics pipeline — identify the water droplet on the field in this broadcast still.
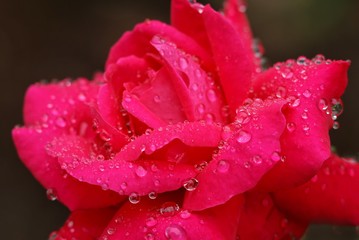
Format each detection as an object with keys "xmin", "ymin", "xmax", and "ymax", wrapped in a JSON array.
[
  {"xmin": 301, "ymin": 111, "xmax": 308, "ymax": 120},
  {"xmin": 48, "ymin": 231, "xmax": 58, "ymax": 240},
  {"xmin": 55, "ymin": 117, "xmax": 66, "ymax": 128},
  {"xmin": 129, "ymin": 192, "xmax": 140, "ymax": 204},
  {"xmin": 98, "ymin": 164, "xmax": 105, "ymax": 171},
  {"xmin": 318, "ymin": 98, "xmax": 329, "ymax": 111},
  {"xmin": 153, "ymin": 95, "xmax": 161, "ymax": 103},
  {"xmin": 148, "ymin": 191, "xmax": 157, "ymax": 200},
  {"xmin": 196, "ymin": 104, "xmax": 205, "ymax": 115},
  {"xmin": 217, "ymin": 160, "xmax": 230, "ymax": 173},
  {"xmin": 206, "ymin": 89, "xmax": 217, "ymax": 102},
  {"xmin": 331, "ymin": 98, "xmax": 343, "ymax": 120},
  {"xmin": 281, "ymin": 68, "xmax": 293, "ymax": 79},
  {"xmin": 332, "ymin": 121, "xmax": 340, "ymax": 130},
  {"xmin": 46, "ymin": 188, "xmax": 57, "ymax": 201},
  {"xmin": 313, "ymin": 54, "xmax": 325, "ymax": 64},
  {"xmin": 276, "ymin": 86, "xmax": 287, "ymax": 98},
  {"xmin": 288, "ymin": 97, "xmax": 300, "ymax": 108},
  {"xmin": 160, "ymin": 202, "xmax": 180, "ymax": 217},
  {"xmin": 78, "ymin": 93, "xmax": 86, "ymax": 101},
  {"xmin": 124, "ymin": 95, "xmax": 132, "ymax": 103},
  {"xmin": 179, "ymin": 57, "xmax": 188, "ymax": 70},
  {"xmin": 165, "ymin": 224, "xmax": 187, "ymax": 240},
  {"xmin": 296, "ymin": 56, "xmax": 308, "ymax": 65},
  {"xmin": 252, "ymin": 155, "xmax": 263, "ymax": 165},
  {"xmin": 136, "ymin": 166, "xmax": 148, "ymax": 177},
  {"xmin": 146, "ymin": 217, "xmax": 158, "ymax": 227},
  {"xmin": 286, "ymin": 122, "xmax": 296, "ymax": 132},
  {"xmin": 107, "ymin": 228, "xmax": 115, "ymax": 235},
  {"xmin": 191, "ymin": 83, "xmax": 199, "ymax": 91},
  {"xmin": 271, "ymin": 151, "xmax": 281, "ymax": 162},
  {"xmin": 99, "ymin": 130, "xmax": 111, "ymax": 142},
  {"xmin": 302, "ymin": 124, "xmax": 310, "ymax": 132},
  {"xmin": 303, "ymin": 89, "xmax": 312, "ymax": 98},
  {"xmin": 120, "ymin": 182, "xmax": 127, "ymax": 190},
  {"xmin": 183, "ymin": 178, "xmax": 199, "ymax": 191},
  {"xmin": 243, "ymin": 161, "xmax": 251, "ymax": 168},
  {"xmin": 180, "ymin": 210, "xmax": 191, "ymax": 219},
  {"xmin": 192, "ymin": 3, "xmax": 204, "ymax": 14},
  {"xmin": 236, "ymin": 130, "xmax": 251, "ymax": 143}
]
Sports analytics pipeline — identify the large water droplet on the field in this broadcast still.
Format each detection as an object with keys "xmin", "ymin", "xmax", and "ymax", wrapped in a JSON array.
[
  {"xmin": 165, "ymin": 224, "xmax": 187, "ymax": 240},
  {"xmin": 183, "ymin": 178, "xmax": 199, "ymax": 191},
  {"xmin": 146, "ymin": 217, "xmax": 158, "ymax": 227},
  {"xmin": 217, "ymin": 160, "xmax": 230, "ymax": 173},
  {"xmin": 160, "ymin": 202, "xmax": 180, "ymax": 217},
  {"xmin": 206, "ymin": 89, "xmax": 217, "ymax": 102},
  {"xmin": 271, "ymin": 151, "xmax": 281, "ymax": 162},
  {"xmin": 180, "ymin": 210, "xmax": 191, "ymax": 219},
  {"xmin": 236, "ymin": 130, "xmax": 251, "ymax": 143},
  {"xmin": 129, "ymin": 192, "xmax": 140, "ymax": 204},
  {"xmin": 148, "ymin": 191, "xmax": 157, "ymax": 200},
  {"xmin": 331, "ymin": 98, "xmax": 343, "ymax": 120}
]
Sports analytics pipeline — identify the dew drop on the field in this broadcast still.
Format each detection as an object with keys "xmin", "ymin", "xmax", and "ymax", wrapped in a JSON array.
[
  {"xmin": 78, "ymin": 93, "xmax": 86, "ymax": 101},
  {"xmin": 296, "ymin": 56, "xmax": 308, "ymax": 65},
  {"xmin": 275, "ymin": 86, "xmax": 287, "ymax": 98},
  {"xmin": 180, "ymin": 210, "xmax": 191, "ymax": 219},
  {"xmin": 206, "ymin": 89, "xmax": 217, "ymax": 102},
  {"xmin": 236, "ymin": 130, "xmax": 251, "ymax": 143},
  {"xmin": 145, "ymin": 233, "xmax": 155, "ymax": 240},
  {"xmin": 160, "ymin": 202, "xmax": 180, "ymax": 217},
  {"xmin": 331, "ymin": 98, "xmax": 343, "ymax": 120},
  {"xmin": 129, "ymin": 192, "xmax": 140, "ymax": 204},
  {"xmin": 252, "ymin": 155, "xmax": 263, "ymax": 165},
  {"xmin": 196, "ymin": 104, "xmax": 205, "ymax": 115},
  {"xmin": 165, "ymin": 224, "xmax": 187, "ymax": 240},
  {"xmin": 99, "ymin": 130, "xmax": 111, "ymax": 142},
  {"xmin": 217, "ymin": 160, "xmax": 230, "ymax": 173},
  {"xmin": 107, "ymin": 228, "xmax": 115, "ymax": 235},
  {"xmin": 120, "ymin": 182, "xmax": 127, "ymax": 190},
  {"xmin": 146, "ymin": 217, "xmax": 158, "ymax": 227},
  {"xmin": 301, "ymin": 112, "xmax": 308, "ymax": 120},
  {"xmin": 148, "ymin": 191, "xmax": 157, "ymax": 200},
  {"xmin": 303, "ymin": 89, "xmax": 312, "ymax": 98},
  {"xmin": 332, "ymin": 121, "xmax": 340, "ymax": 130},
  {"xmin": 46, "ymin": 188, "xmax": 57, "ymax": 201},
  {"xmin": 183, "ymin": 178, "xmax": 199, "ymax": 191},
  {"xmin": 153, "ymin": 95, "xmax": 161, "ymax": 103},
  {"xmin": 191, "ymin": 83, "xmax": 199, "ymax": 91},
  {"xmin": 136, "ymin": 166, "xmax": 148, "ymax": 177},
  {"xmin": 318, "ymin": 98, "xmax": 329, "ymax": 111},
  {"xmin": 271, "ymin": 151, "xmax": 281, "ymax": 162},
  {"xmin": 243, "ymin": 161, "xmax": 251, "ymax": 169},
  {"xmin": 286, "ymin": 122, "xmax": 296, "ymax": 132},
  {"xmin": 179, "ymin": 57, "xmax": 188, "ymax": 70},
  {"xmin": 55, "ymin": 117, "xmax": 66, "ymax": 128}
]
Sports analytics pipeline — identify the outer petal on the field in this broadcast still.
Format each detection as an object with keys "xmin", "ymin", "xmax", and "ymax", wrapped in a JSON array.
[
  {"xmin": 202, "ymin": 5, "xmax": 256, "ymax": 116},
  {"xmin": 13, "ymin": 79, "xmax": 124, "ymax": 210},
  {"xmin": 51, "ymin": 207, "xmax": 117, "ymax": 240},
  {"xmin": 48, "ymin": 121, "xmax": 222, "ymax": 196},
  {"xmin": 105, "ymin": 20, "xmax": 212, "ymax": 70},
  {"xmin": 273, "ymin": 154, "xmax": 359, "ymax": 225},
  {"xmin": 251, "ymin": 58, "xmax": 349, "ymax": 190},
  {"xmin": 100, "ymin": 192, "xmax": 243, "ymax": 240},
  {"xmin": 237, "ymin": 192, "xmax": 308, "ymax": 240},
  {"xmin": 184, "ymin": 99, "xmax": 286, "ymax": 210},
  {"xmin": 12, "ymin": 127, "xmax": 124, "ymax": 210}
]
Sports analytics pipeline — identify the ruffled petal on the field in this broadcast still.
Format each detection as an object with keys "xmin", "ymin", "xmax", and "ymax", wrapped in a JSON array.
[
  {"xmin": 99, "ymin": 192, "xmax": 243, "ymax": 240},
  {"xmin": 151, "ymin": 36, "xmax": 225, "ymax": 122},
  {"xmin": 273, "ymin": 154, "xmax": 359, "ymax": 225},
  {"xmin": 48, "ymin": 121, "xmax": 222, "ymax": 196},
  {"xmin": 12, "ymin": 127, "xmax": 124, "ymax": 210},
  {"xmin": 201, "ymin": 5, "xmax": 257, "ymax": 116},
  {"xmin": 251, "ymin": 58, "xmax": 349, "ymax": 190},
  {"xmin": 106, "ymin": 20, "xmax": 212, "ymax": 70},
  {"xmin": 184, "ymin": 99, "xmax": 286, "ymax": 210},
  {"xmin": 236, "ymin": 192, "xmax": 308, "ymax": 240},
  {"xmin": 51, "ymin": 207, "xmax": 117, "ymax": 240}
]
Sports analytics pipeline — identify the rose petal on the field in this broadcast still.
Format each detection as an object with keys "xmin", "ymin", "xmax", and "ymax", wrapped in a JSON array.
[
  {"xmin": 273, "ymin": 154, "xmax": 359, "ymax": 225},
  {"xmin": 51, "ymin": 207, "xmax": 117, "ymax": 240},
  {"xmin": 171, "ymin": 0, "xmax": 212, "ymax": 53},
  {"xmin": 106, "ymin": 20, "xmax": 212, "ymax": 70},
  {"xmin": 12, "ymin": 127, "xmax": 124, "ymax": 210},
  {"xmin": 151, "ymin": 36, "xmax": 224, "ymax": 123},
  {"xmin": 251, "ymin": 59, "xmax": 349, "ymax": 190},
  {"xmin": 184, "ymin": 99, "xmax": 286, "ymax": 210},
  {"xmin": 223, "ymin": 0, "xmax": 261, "ymax": 66},
  {"xmin": 201, "ymin": 5, "xmax": 257, "ymax": 116},
  {"xmin": 48, "ymin": 121, "xmax": 222, "ymax": 196},
  {"xmin": 99, "ymin": 192, "xmax": 243, "ymax": 240},
  {"xmin": 236, "ymin": 192, "xmax": 308, "ymax": 240}
]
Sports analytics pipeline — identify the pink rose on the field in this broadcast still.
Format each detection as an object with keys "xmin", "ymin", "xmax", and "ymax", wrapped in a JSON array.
[{"xmin": 13, "ymin": 0, "xmax": 359, "ymax": 239}]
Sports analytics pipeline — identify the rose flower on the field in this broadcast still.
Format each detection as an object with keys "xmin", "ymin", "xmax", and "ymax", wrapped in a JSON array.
[{"xmin": 12, "ymin": 0, "xmax": 359, "ymax": 239}]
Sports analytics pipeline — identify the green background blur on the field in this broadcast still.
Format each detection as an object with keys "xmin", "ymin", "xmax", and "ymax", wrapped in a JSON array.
[{"xmin": 1, "ymin": 0, "xmax": 358, "ymax": 239}]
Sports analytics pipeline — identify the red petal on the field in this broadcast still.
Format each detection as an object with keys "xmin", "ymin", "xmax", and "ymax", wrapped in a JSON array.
[
  {"xmin": 237, "ymin": 192, "xmax": 308, "ymax": 240},
  {"xmin": 224, "ymin": 0, "xmax": 262, "ymax": 70},
  {"xmin": 252, "ymin": 59, "xmax": 350, "ymax": 190},
  {"xmin": 184, "ymin": 99, "xmax": 286, "ymax": 210},
  {"xmin": 52, "ymin": 207, "xmax": 117, "ymax": 240},
  {"xmin": 201, "ymin": 5, "xmax": 257, "ymax": 116},
  {"xmin": 48, "ymin": 121, "xmax": 222, "ymax": 196},
  {"xmin": 151, "ymin": 36, "xmax": 225, "ymax": 123},
  {"xmin": 105, "ymin": 20, "xmax": 212, "ymax": 69},
  {"xmin": 12, "ymin": 127, "xmax": 124, "ymax": 210},
  {"xmin": 273, "ymin": 154, "xmax": 359, "ymax": 225},
  {"xmin": 100, "ymin": 192, "xmax": 243, "ymax": 240}
]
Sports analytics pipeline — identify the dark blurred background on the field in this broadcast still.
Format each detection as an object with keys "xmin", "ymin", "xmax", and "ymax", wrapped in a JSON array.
[{"xmin": 1, "ymin": 0, "xmax": 358, "ymax": 239}]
